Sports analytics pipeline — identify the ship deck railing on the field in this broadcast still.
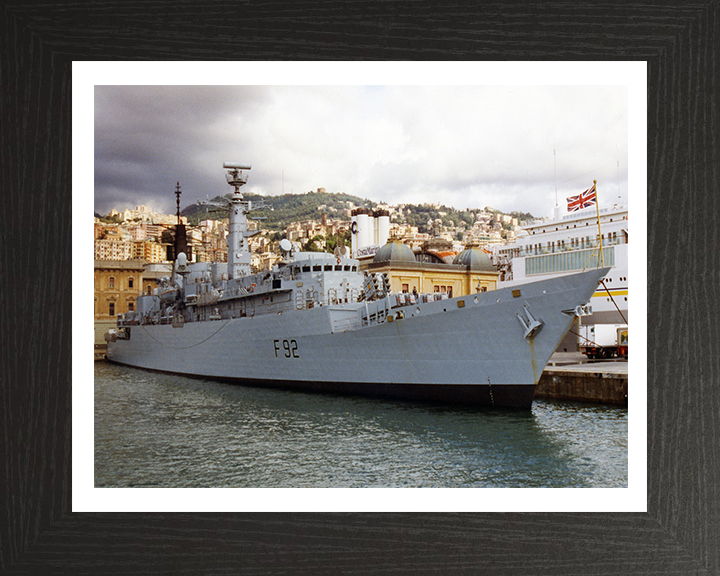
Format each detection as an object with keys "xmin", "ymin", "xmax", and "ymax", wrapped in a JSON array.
[{"xmin": 331, "ymin": 317, "xmax": 363, "ymax": 333}]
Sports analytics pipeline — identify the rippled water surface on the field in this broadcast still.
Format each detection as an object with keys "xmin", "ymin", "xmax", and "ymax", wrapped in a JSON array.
[{"xmin": 95, "ymin": 362, "xmax": 628, "ymax": 488}]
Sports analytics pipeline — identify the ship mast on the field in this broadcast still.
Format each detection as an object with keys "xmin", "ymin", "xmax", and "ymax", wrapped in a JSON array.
[
  {"xmin": 175, "ymin": 181, "xmax": 182, "ymax": 224},
  {"xmin": 222, "ymin": 163, "xmax": 270, "ymax": 280},
  {"xmin": 169, "ymin": 182, "xmax": 189, "ymax": 262}
]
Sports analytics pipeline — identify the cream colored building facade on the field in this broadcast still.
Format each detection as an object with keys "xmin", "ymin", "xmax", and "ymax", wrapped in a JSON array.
[{"xmin": 363, "ymin": 241, "xmax": 500, "ymax": 298}]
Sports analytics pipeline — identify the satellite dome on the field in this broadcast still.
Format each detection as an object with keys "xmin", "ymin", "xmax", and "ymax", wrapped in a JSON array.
[
  {"xmin": 453, "ymin": 247, "xmax": 496, "ymax": 271},
  {"xmin": 373, "ymin": 241, "xmax": 416, "ymax": 263}
]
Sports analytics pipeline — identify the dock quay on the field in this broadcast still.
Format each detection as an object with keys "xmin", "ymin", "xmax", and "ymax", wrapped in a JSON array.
[
  {"xmin": 537, "ymin": 352, "xmax": 628, "ymax": 405},
  {"xmin": 95, "ymin": 344, "xmax": 107, "ymax": 361}
]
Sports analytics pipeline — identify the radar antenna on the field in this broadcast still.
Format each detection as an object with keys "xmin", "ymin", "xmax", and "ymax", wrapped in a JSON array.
[
  {"xmin": 223, "ymin": 162, "xmax": 252, "ymax": 195},
  {"xmin": 174, "ymin": 181, "xmax": 182, "ymax": 224}
]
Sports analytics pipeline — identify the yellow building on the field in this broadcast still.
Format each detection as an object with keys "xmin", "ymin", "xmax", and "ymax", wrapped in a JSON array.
[
  {"xmin": 94, "ymin": 260, "xmax": 146, "ymax": 320},
  {"xmin": 364, "ymin": 241, "xmax": 499, "ymax": 297}
]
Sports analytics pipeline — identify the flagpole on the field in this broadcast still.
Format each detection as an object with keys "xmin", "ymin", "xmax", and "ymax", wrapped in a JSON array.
[
  {"xmin": 594, "ymin": 179, "xmax": 604, "ymax": 267},
  {"xmin": 554, "ymin": 149, "xmax": 558, "ymax": 208}
]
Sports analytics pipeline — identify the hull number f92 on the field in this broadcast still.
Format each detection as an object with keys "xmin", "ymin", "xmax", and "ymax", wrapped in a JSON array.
[{"xmin": 274, "ymin": 339, "xmax": 299, "ymax": 358}]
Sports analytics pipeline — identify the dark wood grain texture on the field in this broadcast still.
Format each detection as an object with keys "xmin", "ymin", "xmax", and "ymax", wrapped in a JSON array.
[{"xmin": 1, "ymin": 1, "xmax": 717, "ymax": 574}]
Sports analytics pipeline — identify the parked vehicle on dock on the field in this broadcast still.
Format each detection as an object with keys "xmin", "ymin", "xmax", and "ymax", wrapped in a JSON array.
[{"xmin": 579, "ymin": 324, "xmax": 628, "ymax": 359}]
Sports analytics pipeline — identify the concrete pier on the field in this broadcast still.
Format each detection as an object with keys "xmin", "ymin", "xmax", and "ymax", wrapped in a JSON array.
[{"xmin": 537, "ymin": 352, "xmax": 628, "ymax": 405}]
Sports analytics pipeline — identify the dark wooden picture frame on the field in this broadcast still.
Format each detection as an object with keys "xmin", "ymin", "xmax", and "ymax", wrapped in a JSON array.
[{"xmin": 2, "ymin": 2, "xmax": 717, "ymax": 574}]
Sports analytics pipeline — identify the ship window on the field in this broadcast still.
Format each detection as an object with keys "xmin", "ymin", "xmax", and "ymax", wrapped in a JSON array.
[
  {"xmin": 352, "ymin": 266, "xmax": 357, "ymax": 272},
  {"xmin": 344, "ymin": 265, "xmax": 351, "ymax": 271},
  {"xmin": 335, "ymin": 265, "xmax": 343, "ymax": 271},
  {"xmin": 324, "ymin": 265, "xmax": 333, "ymax": 271},
  {"xmin": 302, "ymin": 266, "xmax": 310, "ymax": 273},
  {"xmin": 525, "ymin": 247, "xmax": 615, "ymax": 276},
  {"xmin": 313, "ymin": 265, "xmax": 321, "ymax": 272}
]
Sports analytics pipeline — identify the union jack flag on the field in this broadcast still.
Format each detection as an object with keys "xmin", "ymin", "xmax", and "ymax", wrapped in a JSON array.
[{"xmin": 567, "ymin": 184, "xmax": 597, "ymax": 212}]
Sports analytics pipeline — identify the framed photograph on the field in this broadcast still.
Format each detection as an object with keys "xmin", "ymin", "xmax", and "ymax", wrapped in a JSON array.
[{"xmin": 2, "ymin": 2, "xmax": 716, "ymax": 573}]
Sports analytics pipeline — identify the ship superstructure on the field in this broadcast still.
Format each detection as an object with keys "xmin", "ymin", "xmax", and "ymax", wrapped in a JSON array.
[{"xmin": 106, "ymin": 164, "xmax": 608, "ymax": 408}]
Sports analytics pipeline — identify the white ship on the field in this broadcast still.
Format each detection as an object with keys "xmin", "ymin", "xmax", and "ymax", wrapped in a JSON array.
[
  {"xmin": 105, "ymin": 164, "xmax": 608, "ymax": 409},
  {"xmin": 494, "ymin": 190, "xmax": 628, "ymax": 329}
]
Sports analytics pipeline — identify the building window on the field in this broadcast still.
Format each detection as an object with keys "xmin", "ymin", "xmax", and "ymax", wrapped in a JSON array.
[
  {"xmin": 401, "ymin": 283, "xmax": 409, "ymax": 292},
  {"xmin": 128, "ymin": 277, "xmax": 134, "ymax": 288},
  {"xmin": 128, "ymin": 302, "xmax": 134, "ymax": 311},
  {"xmin": 109, "ymin": 302, "xmax": 115, "ymax": 316},
  {"xmin": 109, "ymin": 276, "xmax": 115, "ymax": 288}
]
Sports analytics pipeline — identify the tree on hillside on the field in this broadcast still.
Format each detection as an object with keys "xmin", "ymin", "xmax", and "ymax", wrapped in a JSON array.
[
  {"xmin": 324, "ymin": 230, "xmax": 351, "ymax": 253},
  {"xmin": 303, "ymin": 235, "xmax": 325, "ymax": 252}
]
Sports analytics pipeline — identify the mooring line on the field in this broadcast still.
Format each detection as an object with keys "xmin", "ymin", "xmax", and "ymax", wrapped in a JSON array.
[{"xmin": 139, "ymin": 317, "xmax": 233, "ymax": 349}]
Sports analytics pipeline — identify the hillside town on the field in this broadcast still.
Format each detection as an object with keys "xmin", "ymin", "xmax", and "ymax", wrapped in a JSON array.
[{"xmin": 95, "ymin": 197, "xmax": 523, "ymax": 265}]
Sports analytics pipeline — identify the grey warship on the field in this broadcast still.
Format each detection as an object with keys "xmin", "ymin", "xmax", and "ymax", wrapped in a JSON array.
[{"xmin": 105, "ymin": 163, "xmax": 608, "ymax": 409}]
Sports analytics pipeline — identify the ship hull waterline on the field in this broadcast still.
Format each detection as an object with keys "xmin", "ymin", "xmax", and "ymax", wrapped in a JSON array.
[{"xmin": 106, "ymin": 268, "xmax": 608, "ymax": 409}]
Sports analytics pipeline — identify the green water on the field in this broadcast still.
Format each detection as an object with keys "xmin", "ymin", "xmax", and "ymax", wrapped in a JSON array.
[{"xmin": 94, "ymin": 362, "xmax": 628, "ymax": 488}]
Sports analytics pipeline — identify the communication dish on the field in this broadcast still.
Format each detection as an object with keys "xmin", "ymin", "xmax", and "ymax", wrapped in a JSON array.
[{"xmin": 280, "ymin": 238, "xmax": 292, "ymax": 252}]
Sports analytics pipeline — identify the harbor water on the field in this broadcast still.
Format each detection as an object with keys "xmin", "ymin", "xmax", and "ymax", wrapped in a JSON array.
[{"xmin": 95, "ymin": 361, "xmax": 628, "ymax": 488}]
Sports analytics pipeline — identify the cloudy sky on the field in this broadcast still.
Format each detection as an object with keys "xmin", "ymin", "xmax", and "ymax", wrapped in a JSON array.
[{"xmin": 94, "ymin": 83, "xmax": 629, "ymax": 219}]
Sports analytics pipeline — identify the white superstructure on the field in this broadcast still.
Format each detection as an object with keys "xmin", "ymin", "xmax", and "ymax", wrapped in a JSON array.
[{"xmin": 494, "ymin": 201, "xmax": 628, "ymax": 327}]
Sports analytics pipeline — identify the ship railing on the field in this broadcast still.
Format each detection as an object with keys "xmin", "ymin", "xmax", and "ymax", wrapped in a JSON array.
[
  {"xmin": 360, "ymin": 303, "xmax": 390, "ymax": 327},
  {"xmin": 332, "ymin": 317, "xmax": 363, "ymax": 333}
]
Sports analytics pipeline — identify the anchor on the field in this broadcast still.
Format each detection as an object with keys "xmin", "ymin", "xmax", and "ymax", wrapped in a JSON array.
[{"xmin": 517, "ymin": 304, "xmax": 543, "ymax": 339}]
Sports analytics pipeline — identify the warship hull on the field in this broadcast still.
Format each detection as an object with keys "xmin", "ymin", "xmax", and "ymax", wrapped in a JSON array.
[{"xmin": 107, "ymin": 268, "xmax": 607, "ymax": 408}]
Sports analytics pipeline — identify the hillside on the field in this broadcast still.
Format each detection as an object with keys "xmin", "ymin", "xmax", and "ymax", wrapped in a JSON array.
[
  {"xmin": 181, "ymin": 191, "xmax": 535, "ymax": 236},
  {"xmin": 182, "ymin": 190, "xmax": 373, "ymax": 229}
]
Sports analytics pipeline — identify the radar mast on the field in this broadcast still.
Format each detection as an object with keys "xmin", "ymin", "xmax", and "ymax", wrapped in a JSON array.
[{"xmin": 197, "ymin": 163, "xmax": 270, "ymax": 280}]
